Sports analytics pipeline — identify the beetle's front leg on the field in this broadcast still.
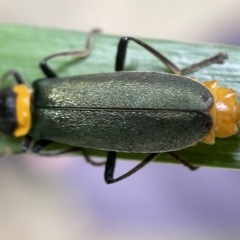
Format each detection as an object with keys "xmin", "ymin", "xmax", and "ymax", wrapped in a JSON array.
[
  {"xmin": 39, "ymin": 28, "xmax": 101, "ymax": 78},
  {"xmin": 30, "ymin": 139, "xmax": 105, "ymax": 166}
]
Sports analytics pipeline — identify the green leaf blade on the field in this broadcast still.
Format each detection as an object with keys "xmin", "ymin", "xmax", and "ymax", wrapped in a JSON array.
[{"xmin": 1, "ymin": 23, "xmax": 240, "ymax": 169}]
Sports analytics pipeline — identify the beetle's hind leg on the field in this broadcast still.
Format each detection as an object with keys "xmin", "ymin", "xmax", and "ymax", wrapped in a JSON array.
[
  {"xmin": 115, "ymin": 36, "xmax": 228, "ymax": 75},
  {"xmin": 167, "ymin": 152, "xmax": 198, "ymax": 171},
  {"xmin": 104, "ymin": 152, "xmax": 160, "ymax": 184},
  {"xmin": 40, "ymin": 28, "xmax": 101, "ymax": 78},
  {"xmin": 28, "ymin": 139, "xmax": 105, "ymax": 166}
]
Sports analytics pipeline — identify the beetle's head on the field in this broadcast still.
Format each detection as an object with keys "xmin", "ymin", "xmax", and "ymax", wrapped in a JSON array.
[{"xmin": 0, "ymin": 88, "xmax": 17, "ymax": 135}]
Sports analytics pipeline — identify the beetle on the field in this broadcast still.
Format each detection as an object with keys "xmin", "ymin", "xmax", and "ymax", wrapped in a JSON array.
[{"xmin": 0, "ymin": 29, "xmax": 238, "ymax": 184}]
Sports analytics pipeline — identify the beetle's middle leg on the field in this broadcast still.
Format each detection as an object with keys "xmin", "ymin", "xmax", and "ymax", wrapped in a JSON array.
[
  {"xmin": 104, "ymin": 152, "xmax": 160, "ymax": 184},
  {"xmin": 115, "ymin": 36, "xmax": 228, "ymax": 75},
  {"xmin": 39, "ymin": 28, "xmax": 101, "ymax": 78}
]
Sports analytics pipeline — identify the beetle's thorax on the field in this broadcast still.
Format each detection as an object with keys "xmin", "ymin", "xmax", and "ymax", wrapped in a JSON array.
[
  {"xmin": 13, "ymin": 84, "xmax": 31, "ymax": 137},
  {"xmin": 201, "ymin": 80, "xmax": 240, "ymax": 144}
]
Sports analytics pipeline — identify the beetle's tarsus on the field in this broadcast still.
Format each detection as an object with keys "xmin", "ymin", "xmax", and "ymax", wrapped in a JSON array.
[
  {"xmin": 214, "ymin": 52, "xmax": 228, "ymax": 64},
  {"xmin": 167, "ymin": 152, "xmax": 198, "ymax": 171}
]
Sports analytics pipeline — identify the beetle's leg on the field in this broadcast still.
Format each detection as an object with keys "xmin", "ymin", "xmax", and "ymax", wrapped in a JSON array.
[
  {"xmin": 30, "ymin": 140, "xmax": 105, "ymax": 166},
  {"xmin": 104, "ymin": 152, "xmax": 160, "ymax": 184},
  {"xmin": 80, "ymin": 148, "xmax": 105, "ymax": 166},
  {"xmin": 167, "ymin": 152, "xmax": 198, "ymax": 171},
  {"xmin": 8, "ymin": 134, "xmax": 34, "ymax": 155},
  {"xmin": 0, "ymin": 70, "xmax": 26, "ymax": 87},
  {"xmin": 180, "ymin": 53, "xmax": 228, "ymax": 75},
  {"xmin": 21, "ymin": 134, "xmax": 34, "ymax": 152},
  {"xmin": 39, "ymin": 28, "xmax": 101, "ymax": 78},
  {"xmin": 115, "ymin": 36, "xmax": 228, "ymax": 75}
]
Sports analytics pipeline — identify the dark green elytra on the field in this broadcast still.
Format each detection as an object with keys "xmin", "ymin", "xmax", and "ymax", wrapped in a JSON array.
[{"xmin": 30, "ymin": 72, "xmax": 213, "ymax": 153}]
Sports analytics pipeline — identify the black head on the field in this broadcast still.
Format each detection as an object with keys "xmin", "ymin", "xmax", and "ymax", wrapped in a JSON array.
[{"xmin": 0, "ymin": 88, "xmax": 17, "ymax": 135}]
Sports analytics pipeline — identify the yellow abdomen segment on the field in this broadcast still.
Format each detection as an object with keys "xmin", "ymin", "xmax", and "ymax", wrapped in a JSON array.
[
  {"xmin": 13, "ymin": 84, "xmax": 31, "ymax": 137},
  {"xmin": 201, "ymin": 80, "xmax": 240, "ymax": 144}
]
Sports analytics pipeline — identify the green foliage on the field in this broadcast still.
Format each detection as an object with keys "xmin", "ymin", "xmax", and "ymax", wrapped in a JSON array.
[{"xmin": 0, "ymin": 23, "xmax": 240, "ymax": 169}]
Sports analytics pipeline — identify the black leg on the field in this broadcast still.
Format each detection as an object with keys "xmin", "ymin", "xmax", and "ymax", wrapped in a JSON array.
[
  {"xmin": 31, "ymin": 139, "xmax": 53, "ymax": 153},
  {"xmin": 21, "ymin": 134, "xmax": 34, "ymax": 152},
  {"xmin": 31, "ymin": 139, "xmax": 105, "ymax": 166},
  {"xmin": 39, "ymin": 28, "xmax": 101, "ymax": 78},
  {"xmin": 80, "ymin": 147, "xmax": 105, "ymax": 166},
  {"xmin": 6, "ymin": 134, "xmax": 34, "ymax": 156},
  {"xmin": 0, "ymin": 70, "xmax": 26, "ymax": 87},
  {"xmin": 104, "ymin": 152, "xmax": 160, "ymax": 184},
  {"xmin": 115, "ymin": 36, "xmax": 228, "ymax": 74},
  {"xmin": 167, "ymin": 152, "xmax": 198, "ymax": 171}
]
